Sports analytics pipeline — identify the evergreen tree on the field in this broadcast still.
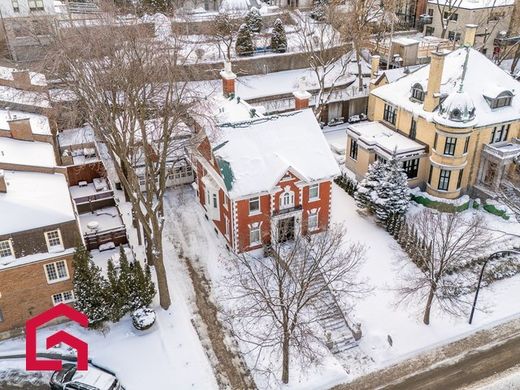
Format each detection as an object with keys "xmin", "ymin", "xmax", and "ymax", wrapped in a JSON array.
[
  {"xmin": 245, "ymin": 7, "xmax": 263, "ymax": 33},
  {"xmin": 310, "ymin": 0, "xmax": 327, "ymax": 21},
  {"xmin": 270, "ymin": 18, "xmax": 287, "ymax": 53},
  {"xmin": 373, "ymin": 157, "xmax": 410, "ymax": 222},
  {"xmin": 72, "ymin": 245, "xmax": 108, "ymax": 328},
  {"xmin": 106, "ymin": 259, "xmax": 126, "ymax": 322},
  {"xmin": 354, "ymin": 160, "xmax": 385, "ymax": 212},
  {"xmin": 235, "ymin": 24, "xmax": 255, "ymax": 56},
  {"xmin": 130, "ymin": 261, "xmax": 157, "ymax": 310}
]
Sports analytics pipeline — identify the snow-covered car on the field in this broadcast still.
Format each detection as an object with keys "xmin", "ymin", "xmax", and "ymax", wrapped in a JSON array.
[{"xmin": 50, "ymin": 363, "xmax": 123, "ymax": 390}]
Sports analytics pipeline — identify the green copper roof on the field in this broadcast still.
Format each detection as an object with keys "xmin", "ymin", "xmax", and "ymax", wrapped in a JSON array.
[{"xmin": 217, "ymin": 158, "xmax": 234, "ymax": 191}]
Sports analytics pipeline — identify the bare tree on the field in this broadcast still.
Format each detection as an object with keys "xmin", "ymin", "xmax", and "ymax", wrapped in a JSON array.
[
  {"xmin": 399, "ymin": 210, "xmax": 493, "ymax": 325},
  {"xmin": 46, "ymin": 13, "xmax": 208, "ymax": 309},
  {"xmin": 211, "ymin": 12, "xmax": 242, "ymax": 61},
  {"xmin": 495, "ymin": 0, "xmax": 520, "ymax": 74},
  {"xmin": 434, "ymin": 0, "xmax": 463, "ymax": 39},
  {"xmin": 340, "ymin": 0, "xmax": 383, "ymax": 90},
  {"xmin": 293, "ymin": 9, "xmax": 351, "ymax": 120},
  {"xmin": 222, "ymin": 226, "xmax": 366, "ymax": 384}
]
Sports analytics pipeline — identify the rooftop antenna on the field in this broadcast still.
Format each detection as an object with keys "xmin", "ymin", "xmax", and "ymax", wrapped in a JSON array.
[{"xmin": 458, "ymin": 45, "xmax": 471, "ymax": 93}]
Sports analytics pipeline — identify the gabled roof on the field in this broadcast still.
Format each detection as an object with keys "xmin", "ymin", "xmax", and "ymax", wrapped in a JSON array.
[
  {"xmin": 210, "ymin": 109, "xmax": 340, "ymax": 198},
  {"xmin": 372, "ymin": 47, "xmax": 520, "ymax": 128}
]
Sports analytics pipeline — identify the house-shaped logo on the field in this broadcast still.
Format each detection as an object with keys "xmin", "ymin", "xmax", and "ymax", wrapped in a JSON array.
[{"xmin": 26, "ymin": 303, "xmax": 89, "ymax": 371}]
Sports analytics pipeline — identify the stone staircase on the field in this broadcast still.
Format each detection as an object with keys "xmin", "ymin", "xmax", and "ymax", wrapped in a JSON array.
[{"xmin": 498, "ymin": 182, "xmax": 520, "ymax": 221}]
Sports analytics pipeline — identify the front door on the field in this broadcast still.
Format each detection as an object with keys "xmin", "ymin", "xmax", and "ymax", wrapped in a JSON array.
[{"xmin": 277, "ymin": 217, "xmax": 295, "ymax": 242}]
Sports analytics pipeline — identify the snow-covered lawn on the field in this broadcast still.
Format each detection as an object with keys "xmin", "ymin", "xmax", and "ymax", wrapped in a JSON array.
[{"xmin": 331, "ymin": 183, "xmax": 520, "ymax": 372}]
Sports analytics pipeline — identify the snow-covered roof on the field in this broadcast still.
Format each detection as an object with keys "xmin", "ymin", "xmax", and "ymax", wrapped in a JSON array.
[
  {"xmin": 0, "ymin": 67, "xmax": 47, "ymax": 86},
  {"xmin": 212, "ymin": 94, "xmax": 266, "ymax": 124},
  {"xmin": 427, "ymin": 0, "xmax": 514, "ymax": 9},
  {"xmin": 219, "ymin": 0, "xmax": 251, "ymax": 12},
  {"xmin": 0, "ymin": 86, "xmax": 50, "ymax": 108},
  {"xmin": 0, "ymin": 170, "xmax": 75, "ymax": 235},
  {"xmin": 0, "ymin": 109, "xmax": 51, "ymax": 136},
  {"xmin": 378, "ymin": 65, "xmax": 425, "ymax": 84},
  {"xmin": 347, "ymin": 121, "xmax": 425, "ymax": 158},
  {"xmin": 210, "ymin": 109, "xmax": 340, "ymax": 198},
  {"xmin": 58, "ymin": 125, "xmax": 95, "ymax": 148},
  {"xmin": 372, "ymin": 47, "xmax": 520, "ymax": 128},
  {"xmin": 0, "ymin": 137, "xmax": 56, "ymax": 168}
]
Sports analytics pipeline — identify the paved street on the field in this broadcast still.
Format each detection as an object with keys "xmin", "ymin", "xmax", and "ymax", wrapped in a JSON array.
[{"xmin": 335, "ymin": 317, "xmax": 520, "ymax": 390}]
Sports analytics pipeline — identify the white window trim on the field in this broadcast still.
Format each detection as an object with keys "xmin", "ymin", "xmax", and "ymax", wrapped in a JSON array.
[
  {"xmin": 44, "ymin": 260, "xmax": 70, "ymax": 284},
  {"xmin": 280, "ymin": 187, "xmax": 295, "ymax": 210},
  {"xmin": 249, "ymin": 197, "xmax": 261, "ymax": 215},
  {"xmin": 308, "ymin": 210, "xmax": 319, "ymax": 232},
  {"xmin": 309, "ymin": 184, "xmax": 320, "ymax": 201},
  {"xmin": 249, "ymin": 222, "xmax": 261, "ymax": 246},
  {"xmin": 52, "ymin": 290, "xmax": 76, "ymax": 306},
  {"xmin": 0, "ymin": 239, "xmax": 15, "ymax": 259},
  {"xmin": 44, "ymin": 229, "xmax": 64, "ymax": 253}
]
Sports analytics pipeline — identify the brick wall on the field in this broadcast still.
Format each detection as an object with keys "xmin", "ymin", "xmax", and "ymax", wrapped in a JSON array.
[
  {"xmin": 235, "ymin": 195, "xmax": 270, "ymax": 252},
  {"xmin": 0, "ymin": 254, "xmax": 74, "ymax": 335}
]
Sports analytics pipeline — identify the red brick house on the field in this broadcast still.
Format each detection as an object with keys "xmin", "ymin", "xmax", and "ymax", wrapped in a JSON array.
[{"xmin": 194, "ymin": 66, "xmax": 340, "ymax": 252}]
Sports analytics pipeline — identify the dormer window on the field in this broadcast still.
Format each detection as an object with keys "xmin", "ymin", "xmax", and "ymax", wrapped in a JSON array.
[
  {"xmin": 411, "ymin": 83, "xmax": 425, "ymax": 102},
  {"xmin": 486, "ymin": 91, "xmax": 513, "ymax": 109}
]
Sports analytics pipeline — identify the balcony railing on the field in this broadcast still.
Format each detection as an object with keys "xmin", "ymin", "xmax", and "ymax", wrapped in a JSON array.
[
  {"xmin": 483, "ymin": 141, "xmax": 520, "ymax": 160},
  {"xmin": 84, "ymin": 226, "xmax": 128, "ymax": 251}
]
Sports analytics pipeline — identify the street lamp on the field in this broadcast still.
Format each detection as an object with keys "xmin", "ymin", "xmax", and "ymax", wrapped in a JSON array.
[{"xmin": 468, "ymin": 249, "xmax": 520, "ymax": 325}]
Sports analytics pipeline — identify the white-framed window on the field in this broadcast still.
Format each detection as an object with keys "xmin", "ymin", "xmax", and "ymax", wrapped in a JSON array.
[
  {"xmin": 308, "ymin": 211, "xmax": 319, "ymax": 231},
  {"xmin": 11, "ymin": 0, "xmax": 20, "ymax": 12},
  {"xmin": 249, "ymin": 197, "xmax": 260, "ymax": 214},
  {"xmin": 44, "ymin": 260, "xmax": 69, "ymax": 283},
  {"xmin": 0, "ymin": 240, "xmax": 14, "ymax": 258},
  {"xmin": 309, "ymin": 184, "xmax": 320, "ymax": 200},
  {"xmin": 249, "ymin": 223, "xmax": 261, "ymax": 246},
  {"xmin": 0, "ymin": 308, "xmax": 4, "ymax": 323},
  {"xmin": 45, "ymin": 230, "xmax": 64, "ymax": 252},
  {"xmin": 52, "ymin": 290, "xmax": 75, "ymax": 306},
  {"xmin": 28, "ymin": 0, "xmax": 44, "ymax": 11},
  {"xmin": 212, "ymin": 193, "xmax": 218, "ymax": 208},
  {"xmin": 280, "ymin": 188, "xmax": 295, "ymax": 209}
]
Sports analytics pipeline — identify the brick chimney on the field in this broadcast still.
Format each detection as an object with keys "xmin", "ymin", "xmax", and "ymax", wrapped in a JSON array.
[
  {"xmin": 370, "ymin": 55, "xmax": 380, "ymax": 80},
  {"xmin": 220, "ymin": 61, "xmax": 236, "ymax": 97},
  {"xmin": 463, "ymin": 24, "xmax": 478, "ymax": 47},
  {"xmin": 424, "ymin": 51, "xmax": 446, "ymax": 112},
  {"xmin": 7, "ymin": 117, "xmax": 33, "ymax": 141},
  {"xmin": 0, "ymin": 170, "xmax": 7, "ymax": 193},
  {"xmin": 293, "ymin": 78, "xmax": 311, "ymax": 110},
  {"xmin": 11, "ymin": 70, "xmax": 32, "ymax": 90}
]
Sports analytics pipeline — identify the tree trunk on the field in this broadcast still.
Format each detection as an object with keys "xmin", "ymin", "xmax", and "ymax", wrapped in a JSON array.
[
  {"xmin": 354, "ymin": 42, "xmax": 364, "ymax": 92},
  {"xmin": 151, "ymin": 218, "xmax": 171, "ymax": 310},
  {"xmin": 423, "ymin": 285, "xmax": 436, "ymax": 325},
  {"xmin": 441, "ymin": 26, "xmax": 447, "ymax": 39},
  {"xmin": 281, "ymin": 329, "xmax": 290, "ymax": 384},
  {"xmin": 386, "ymin": 19, "xmax": 395, "ymax": 70}
]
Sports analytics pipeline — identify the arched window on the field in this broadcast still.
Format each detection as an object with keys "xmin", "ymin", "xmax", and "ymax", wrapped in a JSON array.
[
  {"xmin": 487, "ymin": 91, "xmax": 513, "ymax": 109},
  {"xmin": 411, "ymin": 83, "xmax": 425, "ymax": 102},
  {"xmin": 280, "ymin": 188, "xmax": 295, "ymax": 209}
]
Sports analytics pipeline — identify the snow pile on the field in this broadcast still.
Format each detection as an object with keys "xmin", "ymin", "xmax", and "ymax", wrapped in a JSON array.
[
  {"xmin": 410, "ymin": 187, "xmax": 470, "ymax": 206},
  {"xmin": 220, "ymin": 0, "xmax": 251, "ymax": 12}
]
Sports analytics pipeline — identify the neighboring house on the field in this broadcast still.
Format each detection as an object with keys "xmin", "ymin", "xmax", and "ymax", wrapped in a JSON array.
[
  {"xmin": 422, "ymin": 0, "xmax": 514, "ymax": 56},
  {"xmin": 351, "ymin": 26, "xmax": 520, "ymax": 200},
  {"xmin": 0, "ymin": 0, "xmax": 56, "ymax": 61},
  {"xmin": 0, "ymin": 169, "xmax": 81, "ymax": 338},
  {"xmin": 194, "ymin": 66, "xmax": 340, "ymax": 253}
]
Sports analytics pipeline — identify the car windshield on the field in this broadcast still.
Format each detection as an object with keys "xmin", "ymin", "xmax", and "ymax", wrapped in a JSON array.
[{"xmin": 54, "ymin": 364, "xmax": 77, "ymax": 383}]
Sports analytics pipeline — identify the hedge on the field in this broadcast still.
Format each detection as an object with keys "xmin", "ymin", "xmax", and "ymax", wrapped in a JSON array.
[
  {"xmin": 483, "ymin": 203, "xmax": 510, "ymax": 220},
  {"xmin": 411, "ymin": 195, "xmax": 470, "ymax": 213}
]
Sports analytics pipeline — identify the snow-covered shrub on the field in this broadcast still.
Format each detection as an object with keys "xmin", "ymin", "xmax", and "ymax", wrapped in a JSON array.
[
  {"xmin": 72, "ymin": 245, "xmax": 109, "ymax": 328},
  {"xmin": 334, "ymin": 173, "xmax": 357, "ymax": 196},
  {"xmin": 373, "ymin": 157, "xmax": 410, "ymax": 222},
  {"xmin": 131, "ymin": 308, "xmax": 156, "ymax": 331},
  {"xmin": 310, "ymin": 0, "xmax": 327, "ymax": 21},
  {"xmin": 354, "ymin": 160, "xmax": 385, "ymax": 212},
  {"xmin": 245, "ymin": 7, "xmax": 262, "ymax": 32},
  {"xmin": 235, "ymin": 24, "xmax": 255, "ymax": 56},
  {"xmin": 270, "ymin": 18, "xmax": 287, "ymax": 53}
]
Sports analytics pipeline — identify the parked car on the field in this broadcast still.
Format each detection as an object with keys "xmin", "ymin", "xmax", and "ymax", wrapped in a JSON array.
[{"xmin": 50, "ymin": 363, "xmax": 123, "ymax": 390}]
